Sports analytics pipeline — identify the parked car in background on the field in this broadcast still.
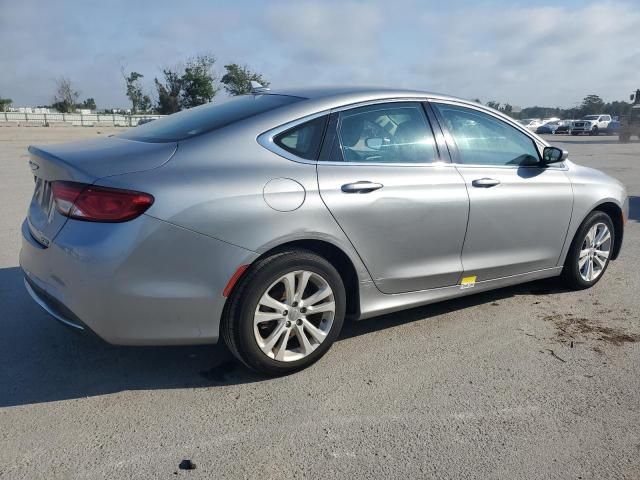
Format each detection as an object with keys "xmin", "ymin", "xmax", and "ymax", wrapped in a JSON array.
[
  {"xmin": 572, "ymin": 115, "xmax": 612, "ymax": 135},
  {"xmin": 518, "ymin": 118, "xmax": 542, "ymax": 131},
  {"xmin": 536, "ymin": 120, "xmax": 562, "ymax": 134},
  {"xmin": 20, "ymin": 87, "xmax": 628, "ymax": 375},
  {"xmin": 555, "ymin": 120, "xmax": 575, "ymax": 135}
]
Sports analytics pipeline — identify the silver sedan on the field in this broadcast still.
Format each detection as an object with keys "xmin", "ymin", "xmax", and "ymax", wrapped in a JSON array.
[{"xmin": 20, "ymin": 87, "xmax": 628, "ymax": 375}]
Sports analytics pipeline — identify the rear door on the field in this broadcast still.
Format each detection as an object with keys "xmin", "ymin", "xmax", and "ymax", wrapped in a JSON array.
[
  {"xmin": 317, "ymin": 101, "xmax": 469, "ymax": 294},
  {"xmin": 431, "ymin": 101, "xmax": 573, "ymax": 281}
]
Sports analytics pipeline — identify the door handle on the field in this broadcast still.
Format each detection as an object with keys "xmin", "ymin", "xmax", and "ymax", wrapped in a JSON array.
[
  {"xmin": 341, "ymin": 181, "xmax": 384, "ymax": 193},
  {"xmin": 471, "ymin": 178, "xmax": 500, "ymax": 188}
]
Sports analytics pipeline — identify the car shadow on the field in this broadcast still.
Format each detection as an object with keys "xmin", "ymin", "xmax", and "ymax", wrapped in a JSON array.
[
  {"xmin": 0, "ymin": 266, "xmax": 266, "ymax": 407},
  {"xmin": 0, "ymin": 265, "xmax": 571, "ymax": 407},
  {"xmin": 341, "ymin": 278, "xmax": 569, "ymax": 340}
]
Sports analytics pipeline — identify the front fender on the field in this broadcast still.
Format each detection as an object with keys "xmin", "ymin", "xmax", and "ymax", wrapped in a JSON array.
[{"xmin": 558, "ymin": 162, "xmax": 627, "ymax": 265}]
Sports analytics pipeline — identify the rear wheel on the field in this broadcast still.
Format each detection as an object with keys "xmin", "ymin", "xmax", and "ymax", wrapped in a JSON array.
[
  {"xmin": 222, "ymin": 250, "xmax": 346, "ymax": 376},
  {"xmin": 561, "ymin": 211, "xmax": 614, "ymax": 289}
]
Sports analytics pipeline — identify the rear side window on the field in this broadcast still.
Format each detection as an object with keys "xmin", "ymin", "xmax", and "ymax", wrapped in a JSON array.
[
  {"xmin": 274, "ymin": 115, "xmax": 328, "ymax": 160},
  {"xmin": 119, "ymin": 94, "xmax": 302, "ymax": 142},
  {"xmin": 433, "ymin": 103, "xmax": 540, "ymax": 166}
]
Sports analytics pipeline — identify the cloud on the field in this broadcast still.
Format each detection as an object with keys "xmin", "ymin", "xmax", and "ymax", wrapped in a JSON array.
[
  {"xmin": 0, "ymin": 0, "xmax": 638, "ymax": 108},
  {"xmin": 410, "ymin": 2, "xmax": 640, "ymax": 106}
]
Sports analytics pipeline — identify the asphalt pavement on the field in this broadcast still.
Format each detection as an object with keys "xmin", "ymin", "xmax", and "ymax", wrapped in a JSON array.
[{"xmin": 0, "ymin": 128, "xmax": 638, "ymax": 479}]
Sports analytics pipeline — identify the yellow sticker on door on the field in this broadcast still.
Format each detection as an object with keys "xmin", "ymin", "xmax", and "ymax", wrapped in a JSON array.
[{"xmin": 460, "ymin": 275, "xmax": 477, "ymax": 289}]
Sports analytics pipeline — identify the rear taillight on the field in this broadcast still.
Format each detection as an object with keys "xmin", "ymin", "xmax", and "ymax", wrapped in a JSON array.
[{"xmin": 51, "ymin": 181, "xmax": 154, "ymax": 222}]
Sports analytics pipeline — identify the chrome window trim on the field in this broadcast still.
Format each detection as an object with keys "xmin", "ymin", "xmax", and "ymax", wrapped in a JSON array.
[
  {"xmin": 257, "ymin": 96, "xmax": 567, "ymax": 169},
  {"xmin": 315, "ymin": 160, "xmax": 456, "ymax": 168},
  {"xmin": 257, "ymin": 109, "xmax": 332, "ymax": 165},
  {"xmin": 257, "ymin": 97, "xmax": 432, "ymax": 165}
]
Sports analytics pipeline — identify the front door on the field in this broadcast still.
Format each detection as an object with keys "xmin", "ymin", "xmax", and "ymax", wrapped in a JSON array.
[
  {"xmin": 317, "ymin": 101, "xmax": 469, "ymax": 294},
  {"xmin": 432, "ymin": 102, "xmax": 573, "ymax": 281}
]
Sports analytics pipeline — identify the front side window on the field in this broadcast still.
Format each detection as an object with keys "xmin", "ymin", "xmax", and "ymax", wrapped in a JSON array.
[
  {"xmin": 433, "ymin": 103, "xmax": 540, "ymax": 166},
  {"xmin": 274, "ymin": 115, "xmax": 328, "ymax": 160},
  {"xmin": 334, "ymin": 102, "xmax": 438, "ymax": 164}
]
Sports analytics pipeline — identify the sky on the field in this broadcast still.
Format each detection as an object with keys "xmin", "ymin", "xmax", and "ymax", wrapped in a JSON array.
[{"xmin": 1, "ymin": 0, "xmax": 639, "ymax": 109}]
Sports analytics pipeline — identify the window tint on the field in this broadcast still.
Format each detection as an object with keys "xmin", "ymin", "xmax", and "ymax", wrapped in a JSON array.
[
  {"xmin": 433, "ymin": 103, "xmax": 540, "ymax": 166},
  {"xmin": 334, "ymin": 103, "xmax": 438, "ymax": 164},
  {"xmin": 274, "ymin": 115, "xmax": 328, "ymax": 160},
  {"xmin": 119, "ymin": 94, "xmax": 302, "ymax": 142}
]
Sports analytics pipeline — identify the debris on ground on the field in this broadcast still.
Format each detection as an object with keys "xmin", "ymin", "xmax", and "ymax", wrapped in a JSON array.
[{"xmin": 179, "ymin": 459, "xmax": 197, "ymax": 470}]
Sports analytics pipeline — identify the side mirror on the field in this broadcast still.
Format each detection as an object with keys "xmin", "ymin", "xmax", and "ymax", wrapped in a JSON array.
[
  {"xmin": 365, "ymin": 137, "xmax": 383, "ymax": 150},
  {"xmin": 542, "ymin": 146, "xmax": 568, "ymax": 164}
]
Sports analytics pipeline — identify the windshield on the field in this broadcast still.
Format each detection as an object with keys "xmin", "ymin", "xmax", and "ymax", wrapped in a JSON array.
[
  {"xmin": 119, "ymin": 94, "xmax": 303, "ymax": 142},
  {"xmin": 583, "ymin": 115, "xmax": 599, "ymax": 120}
]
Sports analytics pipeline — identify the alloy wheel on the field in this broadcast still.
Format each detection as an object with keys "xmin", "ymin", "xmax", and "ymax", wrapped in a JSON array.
[
  {"xmin": 253, "ymin": 270, "xmax": 335, "ymax": 362},
  {"xmin": 578, "ymin": 222, "xmax": 611, "ymax": 282}
]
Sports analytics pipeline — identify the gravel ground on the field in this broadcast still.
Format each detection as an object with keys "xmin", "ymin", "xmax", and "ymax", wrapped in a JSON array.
[{"xmin": 0, "ymin": 127, "xmax": 638, "ymax": 479}]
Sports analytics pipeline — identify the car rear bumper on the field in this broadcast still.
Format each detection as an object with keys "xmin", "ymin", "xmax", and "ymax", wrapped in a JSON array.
[{"xmin": 20, "ymin": 215, "xmax": 256, "ymax": 345}]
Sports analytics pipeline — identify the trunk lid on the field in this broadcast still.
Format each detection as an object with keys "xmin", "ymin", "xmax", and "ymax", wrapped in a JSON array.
[{"xmin": 26, "ymin": 136, "xmax": 176, "ymax": 247}]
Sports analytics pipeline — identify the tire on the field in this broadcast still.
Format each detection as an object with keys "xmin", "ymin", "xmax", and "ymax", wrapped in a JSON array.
[
  {"xmin": 571, "ymin": 131, "xmax": 578, "ymax": 136},
  {"xmin": 590, "ymin": 126, "xmax": 599, "ymax": 136},
  {"xmin": 221, "ymin": 249, "xmax": 346, "ymax": 376},
  {"xmin": 561, "ymin": 211, "xmax": 615, "ymax": 290}
]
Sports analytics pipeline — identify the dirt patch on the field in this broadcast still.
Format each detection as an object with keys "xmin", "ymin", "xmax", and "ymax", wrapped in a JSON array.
[{"xmin": 543, "ymin": 313, "xmax": 640, "ymax": 347}]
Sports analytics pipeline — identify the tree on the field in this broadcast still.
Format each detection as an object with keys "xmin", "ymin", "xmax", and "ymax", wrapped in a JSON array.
[
  {"xmin": 604, "ymin": 100, "xmax": 631, "ymax": 117},
  {"xmin": 221, "ymin": 63, "xmax": 270, "ymax": 96},
  {"xmin": 579, "ymin": 94, "xmax": 605, "ymax": 117},
  {"xmin": 79, "ymin": 98, "xmax": 96, "ymax": 110},
  {"xmin": 53, "ymin": 77, "xmax": 80, "ymax": 113},
  {"xmin": 486, "ymin": 101, "xmax": 501, "ymax": 110},
  {"xmin": 155, "ymin": 67, "xmax": 183, "ymax": 114},
  {"xmin": 181, "ymin": 55, "xmax": 217, "ymax": 108},
  {"xmin": 0, "ymin": 96, "xmax": 11, "ymax": 112},
  {"xmin": 123, "ymin": 69, "xmax": 152, "ymax": 113}
]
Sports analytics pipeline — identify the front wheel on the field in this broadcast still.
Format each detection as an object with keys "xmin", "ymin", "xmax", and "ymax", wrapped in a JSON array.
[
  {"xmin": 590, "ymin": 126, "xmax": 599, "ymax": 136},
  {"xmin": 561, "ymin": 211, "xmax": 614, "ymax": 289},
  {"xmin": 221, "ymin": 250, "xmax": 346, "ymax": 376}
]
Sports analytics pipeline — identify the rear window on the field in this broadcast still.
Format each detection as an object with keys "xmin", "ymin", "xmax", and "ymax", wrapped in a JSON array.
[{"xmin": 119, "ymin": 94, "xmax": 303, "ymax": 142}]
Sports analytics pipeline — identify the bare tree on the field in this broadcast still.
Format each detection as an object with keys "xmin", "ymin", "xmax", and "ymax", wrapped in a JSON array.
[{"xmin": 53, "ymin": 77, "xmax": 80, "ymax": 113}]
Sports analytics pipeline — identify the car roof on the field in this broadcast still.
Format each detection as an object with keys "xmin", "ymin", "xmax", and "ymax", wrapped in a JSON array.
[{"xmin": 237, "ymin": 86, "xmax": 550, "ymax": 147}]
